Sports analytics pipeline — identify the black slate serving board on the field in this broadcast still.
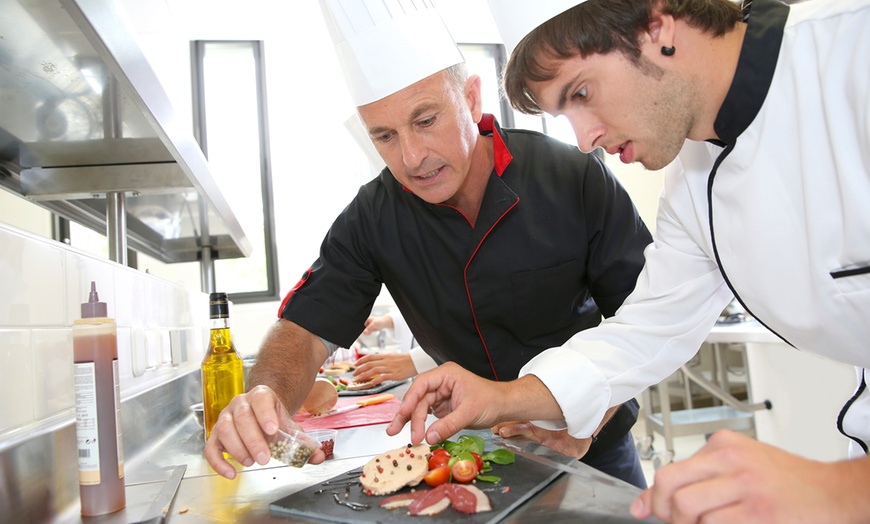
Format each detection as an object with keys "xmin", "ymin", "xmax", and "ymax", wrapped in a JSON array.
[{"xmin": 269, "ymin": 451, "xmax": 564, "ymax": 523}]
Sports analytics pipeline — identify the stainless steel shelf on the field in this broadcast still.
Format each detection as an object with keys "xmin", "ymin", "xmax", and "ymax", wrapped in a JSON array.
[{"xmin": 0, "ymin": 0, "xmax": 251, "ymax": 263}]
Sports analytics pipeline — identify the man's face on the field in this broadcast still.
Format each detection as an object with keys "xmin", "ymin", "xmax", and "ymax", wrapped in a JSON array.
[
  {"xmin": 528, "ymin": 49, "xmax": 697, "ymax": 171},
  {"xmin": 357, "ymin": 70, "xmax": 479, "ymax": 205}
]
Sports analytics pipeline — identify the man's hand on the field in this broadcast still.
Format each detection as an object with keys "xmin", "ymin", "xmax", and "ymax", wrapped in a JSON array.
[
  {"xmin": 492, "ymin": 422, "xmax": 594, "ymax": 458},
  {"xmin": 492, "ymin": 405, "xmax": 619, "ymax": 459},
  {"xmin": 353, "ymin": 353, "xmax": 417, "ymax": 385},
  {"xmin": 387, "ymin": 362, "xmax": 563, "ymax": 446},
  {"xmin": 203, "ymin": 385, "xmax": 325, "ymax": 479},
  {"xmin": 362, "ymin": 315, "xmax": 394, "ymax": 335},
  {"xmin": 630, "ymin": 429, "xmax": 870, "ymax": 523}
]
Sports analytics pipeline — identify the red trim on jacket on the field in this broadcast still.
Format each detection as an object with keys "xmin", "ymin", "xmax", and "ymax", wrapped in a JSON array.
[
  {"xmin": 478, "ymin": 113, "xmax": 513, "ymax": 176},
  {"xmin": 277, "ymin": 268, "xmax": 312, "ymax": 318},
  {"xmin": 463, "ymin": 183, "xmax": 521, "ymax": 382}
]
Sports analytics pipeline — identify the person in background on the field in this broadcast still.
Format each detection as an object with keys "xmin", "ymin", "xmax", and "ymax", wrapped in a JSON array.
[
  {"xmin": 204, "ymin": 0, "xmax": 654, "ymax": 487},
  {"xmin": 355, "ymin": 310, "xmax": 437, "ymax": 386},
  {"xmin": 389, "ymin": 0, "xmax": 870, "ymax": 521}
]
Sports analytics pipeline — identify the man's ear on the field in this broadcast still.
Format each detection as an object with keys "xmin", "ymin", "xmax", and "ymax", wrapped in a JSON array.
[
  {"xmin": 465, "ymin": 74, "xmax": 484, "ymax": 123},
  {"xmin": 647, "ymin": 4, "xmax": 676, "ymax": 48}
]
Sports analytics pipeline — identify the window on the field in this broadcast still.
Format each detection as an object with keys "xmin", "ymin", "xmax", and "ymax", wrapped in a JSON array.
[
  {"xmin": 457, "ymin": 43, "xmax": 513, "ymax": 128},
  {"xmin": 190, "ymin": 40, "xmax": 278, "ymax": 303}
]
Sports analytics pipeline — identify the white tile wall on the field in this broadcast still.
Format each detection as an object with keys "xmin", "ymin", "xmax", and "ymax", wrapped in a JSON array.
[
  {"xmin": 0, "ymin": 223, "xmax": 209, "ymax": 442},
  {"xmin": 0, "ymin": 329, "xmax": 34, "ymax": 430},
  {"xmin": 31, "ymin": 328, "xmax": 75, "ymax": 419},
  {"xmin": 0, "ymin": 229, "xmax": 66, "ymax": 326}
]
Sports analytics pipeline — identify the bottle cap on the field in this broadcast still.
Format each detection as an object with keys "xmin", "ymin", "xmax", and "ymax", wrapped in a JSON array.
[
  {"xmin": 81, "ymin": 281, "xmax": 108, "ymax": 318},
  {"xmin": 209, "ymin": 292, "xmax": 230, "ymax": 319}
]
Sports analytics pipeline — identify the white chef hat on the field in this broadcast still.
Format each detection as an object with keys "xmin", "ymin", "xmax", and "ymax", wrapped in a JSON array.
[
  {"xmin": 319, "ymin": 0, "xmax": 465, "ymax": 107},
  {"xmin": 487, "ymin": 0, "xmax": 585, "ymax": 56}
]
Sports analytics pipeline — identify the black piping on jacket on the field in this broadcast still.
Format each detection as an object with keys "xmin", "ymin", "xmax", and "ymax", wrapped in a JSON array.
[
  {"xmin": 706, "ymin": 0, "xmax": 869, "ymax": 455},
  {"xmin": 706, "ymin": 0, "xmax": 793, "ymax": 349}
]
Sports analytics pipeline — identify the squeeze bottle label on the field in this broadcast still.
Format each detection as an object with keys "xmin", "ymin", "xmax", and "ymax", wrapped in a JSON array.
[
  {"xmin": 113, "ymin": 359, "xmax": 124, "ymax": 476},
  {"xmin": 75, "ymin": 362, "xmax": 101, "ymax": 484}
]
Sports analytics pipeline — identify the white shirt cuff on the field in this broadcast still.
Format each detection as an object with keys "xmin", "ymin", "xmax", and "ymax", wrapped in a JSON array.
[
  {"xmin": 409, "ymin": 346, "xmax": 437, "ymax": 374},
  {"xmin": 519, "ymin": 346, "xmax": 611, "ymax": 439}
]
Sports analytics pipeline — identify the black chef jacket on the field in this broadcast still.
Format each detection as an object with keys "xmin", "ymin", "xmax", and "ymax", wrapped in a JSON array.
[{"xmin": 280, "ymin": 114, "xmax": 652, "ymax": 382}]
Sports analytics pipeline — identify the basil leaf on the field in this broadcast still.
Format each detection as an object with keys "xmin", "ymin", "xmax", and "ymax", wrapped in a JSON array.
[
  {"xmin": 455, "ymin": 450, "xmax": 474, "ymax": 462},
  {"xmin": 457, "ymin": 435, "xmax": 486, "ymax": 455},
  {"xmin": 482, "ymin": 449, "xmax": 515, "ymax": 465},
  {"xmin": 475, "ymin": 475, "xmax": 501, "ymax": 483},
  {"xmin": 442, "ymin": 440, "xmax": 461, "ymax": 455}
]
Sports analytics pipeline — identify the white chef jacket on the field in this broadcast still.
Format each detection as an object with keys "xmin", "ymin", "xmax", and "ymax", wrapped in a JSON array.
[{"xmin": 522, "ymin": 0, "xmax": 870, "ymax": 457}]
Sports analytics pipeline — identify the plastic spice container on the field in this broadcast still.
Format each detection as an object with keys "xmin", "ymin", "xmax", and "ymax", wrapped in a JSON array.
[
  {"xmin": 308, "ymin": 429, "xmax": 338, "ymax": 458},
  {"xmin": 268, "ymin": 428, "xmax": 318, "ymax": 467}
]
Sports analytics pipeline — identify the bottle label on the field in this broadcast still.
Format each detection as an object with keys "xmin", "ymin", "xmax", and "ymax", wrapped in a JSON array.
[
  {"xmin": 74, "ymin": 362, "xmax": 101, "ymax": 484},
  {"xmin": 114, "ymin": 359, "xmax": 125, "ymax": 478}
]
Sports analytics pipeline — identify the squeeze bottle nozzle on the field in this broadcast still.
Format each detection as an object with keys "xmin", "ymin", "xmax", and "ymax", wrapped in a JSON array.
[{"xmin": 81, "ymin": 281, "xmax": 108, "ymax": 319}]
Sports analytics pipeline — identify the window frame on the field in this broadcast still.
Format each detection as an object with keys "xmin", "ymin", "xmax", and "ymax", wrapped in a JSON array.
[{"xmin": 190, "ymin": 40, "xmax": 280, "ymax": 303}]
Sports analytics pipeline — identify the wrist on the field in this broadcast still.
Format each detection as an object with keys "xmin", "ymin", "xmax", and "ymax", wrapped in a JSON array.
[{"xmin": 503, "ymin": 374, "xmax": 563, "ymax": 421}]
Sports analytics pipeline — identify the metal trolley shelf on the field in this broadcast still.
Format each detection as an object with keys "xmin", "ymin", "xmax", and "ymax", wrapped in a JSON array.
[{"xmin": 638, "ymin": 339, "xmax": 772, "ymax": 468}]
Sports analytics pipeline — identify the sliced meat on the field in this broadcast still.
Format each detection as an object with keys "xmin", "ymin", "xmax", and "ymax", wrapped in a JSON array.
[
  {"xmin": 385, "ymin": 483, "xmax": 493, "ymax": 515},
  {"xmin": 442, "ymin": 484, "xmax": 478, "ymax": 514},
  {"xmin": 408, "ymin": 484, "xmax": 449, "ymax": 516},
  {"xmin": 415, "ymin": 497, "xmax": 451, "ymax": 516},
  {"xmin": 459, "ymin": 484, "xmax": 492, "ymax": 513},
  {"xmin": 378, "ymin": 491, "xmax": 420, "ymax": 510}
]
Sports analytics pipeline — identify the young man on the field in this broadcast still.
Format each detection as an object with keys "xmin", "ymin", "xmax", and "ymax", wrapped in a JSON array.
[
  {"xmin": 203, "ymin": 0, "xmax": 653, "ymax": 488},
  {"xmin": 390, "ymin": 0, "xmax": 870, "ymax": 521}
]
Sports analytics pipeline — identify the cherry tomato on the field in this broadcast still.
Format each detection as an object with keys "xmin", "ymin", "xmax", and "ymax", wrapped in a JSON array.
[
  {"xmin": 470, "ymin": 452, "xmax": 484, "ymax": 472},
  {"xmin": 424, "ymin": 465, "xmax": 450, "ymax": 487},
  {"xmin": 450, "ymin": 459, "xmax": 478, "ymax": 483},
  {"xmin": 431, "ymin": 448, "xmax": 450, "ymax": 461},
  {"xmin": 428, "ymin": 454, "xmax": 450, "ymax": 470}
]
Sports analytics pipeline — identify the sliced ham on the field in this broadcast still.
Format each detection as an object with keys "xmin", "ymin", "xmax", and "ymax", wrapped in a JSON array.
[
  {"xmin": 401, "ymin": 483, "xmax": 493, "ymax": 516},
  {"xmin": 459, "ymin": 484, "xmax": 492, "ymax": 513},
  {"xmin": 442, "ymin": 484, "xmax": 477, "ymax": 514},
  {"xmin": 378, "ymin": 491, "xmax": 420, "ymax": 510},
  {"xmin": 415, "ymin": 497, "xmax": 451, "ymax": 516},
  {"xmin": 407, "ymin": 484, "xmax": 449, "ymax": 515}
]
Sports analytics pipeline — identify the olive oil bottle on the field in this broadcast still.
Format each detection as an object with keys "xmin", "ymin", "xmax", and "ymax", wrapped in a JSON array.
[{"xmin": 201, "ymin": 292, "xmax": 244, "ymax": 440}]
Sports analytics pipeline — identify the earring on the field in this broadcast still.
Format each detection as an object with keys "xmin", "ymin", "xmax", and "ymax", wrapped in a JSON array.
[{"xmin": 661, "ymin": 46, "xmax": 676, "ymax": 56}]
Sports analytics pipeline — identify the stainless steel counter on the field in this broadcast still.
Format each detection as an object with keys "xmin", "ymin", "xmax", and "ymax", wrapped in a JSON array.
[{"xmin": 57, "ymin": 381, "xmax": 656, "ymax": 523}]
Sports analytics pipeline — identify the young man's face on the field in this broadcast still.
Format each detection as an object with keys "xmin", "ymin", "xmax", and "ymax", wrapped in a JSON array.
[
  {"xmin": 357, "ymin": 70, "xmax": 481, "ymax": 205},
  {"xmin": 528, "ymin": 49, "xmax": 697, "ymax": 171}
]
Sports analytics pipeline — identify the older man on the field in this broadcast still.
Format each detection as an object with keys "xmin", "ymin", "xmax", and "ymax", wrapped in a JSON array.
[{"xmin": 204, "ymin": 0, "xmax": 652, "ymax": 488}]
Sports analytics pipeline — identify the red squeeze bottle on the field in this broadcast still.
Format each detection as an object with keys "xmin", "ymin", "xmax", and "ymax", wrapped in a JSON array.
[{"xmin": 73, "ymin": 281, "xmax": 126, "ymax": 516}]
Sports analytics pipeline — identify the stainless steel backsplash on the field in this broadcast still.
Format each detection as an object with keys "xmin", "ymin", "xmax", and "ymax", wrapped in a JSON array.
[{"xmin": 0, "ymin": 369, "xmax": 201, "ymax": 524}]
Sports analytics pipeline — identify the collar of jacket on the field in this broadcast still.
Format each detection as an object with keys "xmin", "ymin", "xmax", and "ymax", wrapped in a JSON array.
[
  {"xmin": 479, "ymin": 113, "xmax": 514, "ymax": 176},
  {"xmin": 713, "ymin": 0, "xmax": 789, "ymax": 145}
]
